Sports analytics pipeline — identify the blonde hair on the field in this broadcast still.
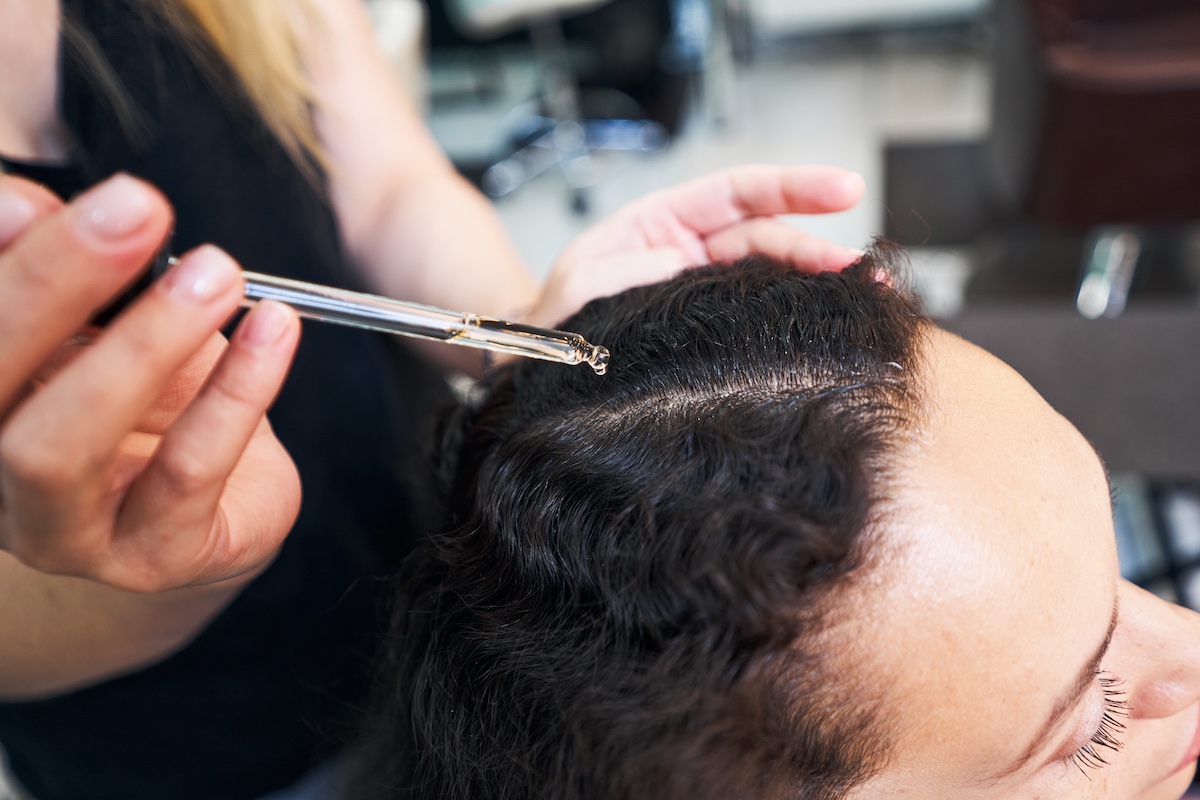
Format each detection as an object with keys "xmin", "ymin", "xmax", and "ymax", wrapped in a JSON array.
[
  {"xmin": 61, "ymin": 0, "xmax": 324, "ymax": 178},
  {"xmin": 155, "ymin": 0, "xmax": 324, "ymax": 176}
]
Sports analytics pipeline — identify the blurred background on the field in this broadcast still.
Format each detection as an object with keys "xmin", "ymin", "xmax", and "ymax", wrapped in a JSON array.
[
  {"xmin": 1, "ymin": 3, "xmax": 1197, "ymax": 797},
  {"xmin": 377, "ymin": 0, "xmax": 1200, "ymax": 611}
]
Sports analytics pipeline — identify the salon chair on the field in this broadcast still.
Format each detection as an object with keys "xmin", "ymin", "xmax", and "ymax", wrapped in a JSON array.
[
  {"xmin": 986, "ymin": 0, "xmax": 1200, "ymax": 317},
  {"xmin": 442, "ymin": 0, "xmax": 668, "ymax": 212}
]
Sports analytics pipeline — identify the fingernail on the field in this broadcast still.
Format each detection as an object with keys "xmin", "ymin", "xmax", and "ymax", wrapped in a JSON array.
[
  {"xmin": 74, "ymin": 174, "xmax": 155, "ymax": 241},
  {"xmin": 0, "ymin": 187, "xmax": 37, "ymax": 243},
  {"xmin": 161, "ymin": 245, "xmax": 239, "ymax": 303},
  {"xmin": 238, "ymin": 300, "xmax": 291, "ymax": 346}
]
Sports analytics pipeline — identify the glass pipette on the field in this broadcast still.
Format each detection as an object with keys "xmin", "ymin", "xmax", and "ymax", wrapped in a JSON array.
[{"xmin": 237, "ymin": 270, "xmax": 610, "ymax": 375}]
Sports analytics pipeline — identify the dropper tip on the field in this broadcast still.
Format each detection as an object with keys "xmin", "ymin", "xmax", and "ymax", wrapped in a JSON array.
[{"xmin": 587, "ymin": 345, "xmax": 610, "ymax": 376}]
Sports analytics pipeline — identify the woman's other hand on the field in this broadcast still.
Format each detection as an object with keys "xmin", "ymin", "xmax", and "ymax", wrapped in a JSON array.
[
  {"xmin": 0, "ymin": 173, "xmax": 301, "ymax": 696},
  {"xmin": 529, "ymin": 164, "xmax": 866, "ymax": 328}
]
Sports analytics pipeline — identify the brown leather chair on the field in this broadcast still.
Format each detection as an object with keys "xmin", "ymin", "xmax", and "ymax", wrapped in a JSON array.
[
  {"xmin": 984, "ymin": 0, "xmax": 1200, "ymax": 316},
  {"xmin": 989, "ymin": 0, "xmax": 1200, "ymax": 228}
]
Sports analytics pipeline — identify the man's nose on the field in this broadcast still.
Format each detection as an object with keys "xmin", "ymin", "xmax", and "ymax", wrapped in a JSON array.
[{"xmin": 1118, "ymin": 581, "xmax": 1200, "ymax": 720}]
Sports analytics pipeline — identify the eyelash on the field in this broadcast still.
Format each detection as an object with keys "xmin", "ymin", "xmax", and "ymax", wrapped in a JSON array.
[{"xmin": 1067, "ymin": 673, "xmax": 1130, "ymax": 775}]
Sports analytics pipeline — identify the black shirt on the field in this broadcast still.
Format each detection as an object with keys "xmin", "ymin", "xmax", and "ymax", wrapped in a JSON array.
[{"xmin": 0, "ymin": 2, "xmax": 440, "ymax": 797}]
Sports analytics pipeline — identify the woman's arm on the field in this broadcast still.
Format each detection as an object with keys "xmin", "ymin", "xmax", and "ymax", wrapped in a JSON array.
[{"xmin": 299, "ymin": 0, "xmax": 538, "ymax": 374}]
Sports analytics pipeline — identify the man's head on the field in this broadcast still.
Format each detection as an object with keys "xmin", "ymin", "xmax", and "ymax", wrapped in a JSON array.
[
  {"xmin": 359, "ymin": 248, "xmax": 1200, "ymax": 800},
  {"xmin": 362, "ymin": 251, "xmax": 925, "ymax": 799}
]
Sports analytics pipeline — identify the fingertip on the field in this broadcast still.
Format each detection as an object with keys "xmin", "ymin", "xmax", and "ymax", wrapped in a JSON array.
[
  {"xmin": 0, "ymin": 186, "xmax": 38, "ymax": 247},
  {"xmin": 801, "ymin": 166, "xmax": 866, "ymax": 211},
  {"xmin": 809, "ymin": 246, "xmax": 866, "ymax": 274},
  {"xmin": 73, "ymin": 174, "xmax": 167, "ymax": 245},
  {"xmin": 777, "ymin": 165, "xmax": 868, "ymax": 213},
  {"xmin": 0, "ymin": 174, "xmax": 69, "ymax": 246},
  {"xmin": 236, "ymin": 300, "xmax": 300, "ymax": 350},
  {"xmin": 160, "ymin": 245, "xmax": 243, "ymax": 305},
  {"xmin": 0, "ymin": 174, "xmax": 65, "ymax": 214},
  {"xmin": 835, "ymin": 171, "xmax": 867, "ymax": 206}
]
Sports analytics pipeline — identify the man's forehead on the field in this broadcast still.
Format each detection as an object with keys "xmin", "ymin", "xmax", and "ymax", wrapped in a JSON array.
[{"xmin": 835, "ymin": 327, "xmax": 1118, "ymax": 788}]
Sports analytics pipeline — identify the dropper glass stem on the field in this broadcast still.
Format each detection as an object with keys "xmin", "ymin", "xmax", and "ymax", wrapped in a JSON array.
[{"xmin": 238, "ymin": 270, "xmax": 609, "ymax": 374}]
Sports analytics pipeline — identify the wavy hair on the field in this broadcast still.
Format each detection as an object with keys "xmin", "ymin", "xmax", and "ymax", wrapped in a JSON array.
[{"xmin": 358, "ymin": 248, "xmax": 928, "ymax": 799}]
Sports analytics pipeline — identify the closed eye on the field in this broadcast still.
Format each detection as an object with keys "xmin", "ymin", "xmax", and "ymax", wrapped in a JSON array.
[{"xmin": 1065, "ymin": 673, "xmax": 1129, "ymax": 776}]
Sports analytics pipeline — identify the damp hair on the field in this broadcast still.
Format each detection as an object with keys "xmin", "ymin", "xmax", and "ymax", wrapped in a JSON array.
[{"xmin": 356, "ymin": 245, "xmax": 929, "ymax": 800}]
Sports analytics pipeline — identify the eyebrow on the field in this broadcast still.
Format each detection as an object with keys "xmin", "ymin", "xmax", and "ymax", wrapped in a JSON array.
[{"xmin": 988, "ymin": 597, "xmax": 1120, "ymax": 783}]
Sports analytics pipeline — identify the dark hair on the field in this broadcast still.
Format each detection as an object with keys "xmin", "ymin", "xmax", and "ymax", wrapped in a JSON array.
[{"xmin": 358, "ymin": 248, "xmax": 927, "ymax": 799}]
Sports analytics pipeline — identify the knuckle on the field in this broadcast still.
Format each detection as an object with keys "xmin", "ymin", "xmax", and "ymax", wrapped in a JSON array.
[
  {"xmin": 114, "ymin": 325, "xmax": 173, "ymax": 373},
  {"xmin": 156, "ymin": 445, "xmax": 220, "ymax": 495},
  {"xmin": 209, "ymin": 366, "xmax": 268, "ymax": 413},
  {"xmin": 6, "ymin": 245, "xmax": 59, "ymax": 298},
  {"xmin": 0, "ymin": 422, "xmax": 90, "ymax": 493}
]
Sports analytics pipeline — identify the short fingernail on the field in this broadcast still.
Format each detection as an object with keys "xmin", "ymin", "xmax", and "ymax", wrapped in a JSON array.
[
  {"xmin": 74, "ymin": 174, "xmax": 155, "ymax": 242},
  {"xmin": 0, "ymin": 187, "xmax": 37, "ymax": 243},
  {"xmin": 238, "ymin": 300, "xmax": 292, "ymax": 346},
  {"xmin": 161, "ymin": 245, "xmax": 240, "ymax": 303}
]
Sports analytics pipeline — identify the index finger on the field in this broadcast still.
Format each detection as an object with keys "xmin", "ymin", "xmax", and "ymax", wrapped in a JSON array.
[
  {"xmin": 0, "ymin": 174, "xmax": 173, "ymax": 417},
  {"xmin": 634, "ymin": 164, "xmax": 866, "ymax": 241}
]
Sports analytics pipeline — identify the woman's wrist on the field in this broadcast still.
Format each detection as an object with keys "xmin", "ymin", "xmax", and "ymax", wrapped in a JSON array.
[{"xmin": 0, "ymin": 550, "xmax": 267, "ymax": 700}]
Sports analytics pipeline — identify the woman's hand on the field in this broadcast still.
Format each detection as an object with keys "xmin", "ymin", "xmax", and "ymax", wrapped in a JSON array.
[
  {"xmin": 0, "ymin": 173, "xmax": 302, "ymax": 596},
  {"xmin": 528, "ymin": 164, "xmax": 866, "ymax": 328}
]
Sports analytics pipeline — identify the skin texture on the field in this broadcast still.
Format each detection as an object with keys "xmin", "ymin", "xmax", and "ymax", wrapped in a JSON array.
[{"xmin": 844, "ymin": 329, "xmax": 1200, "ymax": 799}]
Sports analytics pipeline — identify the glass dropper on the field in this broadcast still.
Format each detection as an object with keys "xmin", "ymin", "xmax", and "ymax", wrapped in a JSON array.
[{"xmin": 236, "ymin": 270, "xmax": 610, "ymax": 375}]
